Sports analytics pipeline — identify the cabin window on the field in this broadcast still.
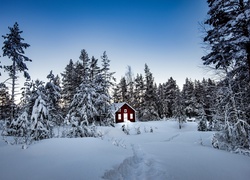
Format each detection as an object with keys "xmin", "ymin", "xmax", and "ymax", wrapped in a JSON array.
[
  {"xmin": 130, "ymin": 113, "xmax": 133, "ymax": 119},
  {"xmin": 124, "ymin": 109, "xmax": 127, "ymax": 113},
  {"xmin": 118, "ymin": 114, "xmax": 121, "ymax": 120}
]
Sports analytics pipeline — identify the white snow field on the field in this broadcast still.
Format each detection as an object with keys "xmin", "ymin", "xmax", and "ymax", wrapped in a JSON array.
[{"xmin": 0, "ymin": 120, "xmax": 250, "ymax": 180}]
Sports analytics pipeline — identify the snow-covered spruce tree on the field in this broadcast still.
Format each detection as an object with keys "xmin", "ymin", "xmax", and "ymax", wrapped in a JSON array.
[
  {"xmin": 78, "ymin": 49, "xmax": 90, "ymax": 83},
  {"xmin": 93, "ymin": 73, "xmax": 113, "ymax": 126},
  {"xmin": 8, "ymin": 111, "xmax": 30, "ymax": 145},
  {"xmin": 181, "ymin": 78, "xmax": 197, "ymax": 118},
  {"xmin": 203, "ymin": 0, "xmax": 250, "ymax": 78},
  {"xmin": 173, "ymin": 88, "xmax": 185, "ymax": 129},
  {"xmin": 125, "ymin": 65, "xmax": 135, "ymax": 106},
  {"xmin": 118, "ymin": 77, "xmax": 129, "ymax": 102},
  {"xmin": 61, "ymin": 59, "xmax": 78, "ymax": 115},
  {"xmin": 0, "ymin": 83, "xmax": 11, "ymax": 120},
  {"xmin": 156, "ymin": 83, "xmax": 165, "ymax": 119},
  {"xmin": 2, "ymin": 22, "xmax": 32, "ymax": 121},
  {"xmin": 195, "ymin": 80, "xmax": 207, "ymax": 131},
  {"xmin": 89, "ymin": 56, "xmax": 100, "ymax": 82},
  {"xmin": 29, "ymin": 80, "xmax": 52, "ymax": 141},
  {"xmin": 7, "ymin": 80, "xmax": 52, "ymax": 142},
  {"xmin": 45, "ymin": 71, "xmax": 62, "ymax": 126},
  {"xmin": 65, "ymin": 50, "xmax": 94, "ymax": 137},
  {"xmin": 112, "ymin": 83, "xmax": 121, "ymax": 103},
  {"xmin": 133, "ymin": 73, "xmax": 145, "ymax": 120},
  {"xmin": 167, "ymin": 77, "xmax": 179, "ymax": 118},
  {"xmin": 140, "ymin": 64, "xmax": 159, "ymax": 121},
  {"xmin": 203, "ymin": 78, "xmax": 217, "ymax": 130},
  {"xmin": 202, "ymin": 0, "xmax": 250, "ymax": 153},
  {"xmin": 66, "ymin": 82, "xmax": 99, "ymax": 137},
  {"xmin": 5, "ymin": 80, "xmax": 33, "ymax": 137},
  {"xmin": 197, "ymin": 103, "xmax": 207, "ymax": 131},
  {"xmin": 98, "ymin": 51, "xmax": 115, "ymax": 125},
  {"xmin": 159, "ymin": 77, "xmax": 179, "ymax": 118}
]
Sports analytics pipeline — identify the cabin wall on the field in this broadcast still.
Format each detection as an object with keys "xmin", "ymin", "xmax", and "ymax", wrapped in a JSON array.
[{"xmin": 115, "ymin": 104, "xmax": 135, "ymax": 123}]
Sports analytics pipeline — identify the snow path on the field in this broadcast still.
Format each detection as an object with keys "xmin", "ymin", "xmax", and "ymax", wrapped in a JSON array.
[
  {"xmin": 103, "ymin": 145, "xmax": 169, "ymax": 180},
  {"xmin": 163, "ymin": 133, "xmax": 180, "ymax": 142}
]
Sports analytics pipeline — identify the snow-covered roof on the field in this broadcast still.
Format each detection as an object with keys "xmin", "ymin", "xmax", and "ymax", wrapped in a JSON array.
[{"xmin": 110, "ymin": 102, "xmax": 136, "ymax": 114}]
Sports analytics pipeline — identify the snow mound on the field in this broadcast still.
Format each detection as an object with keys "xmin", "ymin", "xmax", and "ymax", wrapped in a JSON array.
[{"xmin": 103, "ymin": 145, "xmax": 169, "ymax": 180}]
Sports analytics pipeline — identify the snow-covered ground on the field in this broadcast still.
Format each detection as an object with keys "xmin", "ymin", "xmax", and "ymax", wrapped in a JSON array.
[{"xmin": 0, "ymin": 120, "xmax": 250, "ymax": 180}]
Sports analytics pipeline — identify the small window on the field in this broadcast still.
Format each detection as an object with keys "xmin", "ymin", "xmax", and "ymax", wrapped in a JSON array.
[
  {"xmin": 130, "ymin": 113, "xmax": 133, "ymax": 119},
  {"xmin": 118, "ymin": 114, "xmax": 121, "ymax": 120},
  {"xmin": 124, "ymin": 109, "xmax": 127, "ymax": 113}
]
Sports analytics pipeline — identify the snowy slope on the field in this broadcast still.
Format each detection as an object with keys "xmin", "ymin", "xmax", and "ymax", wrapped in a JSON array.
[{"xmin": 0, "ymin": 120, "xmax": 250, "ymax": 180}]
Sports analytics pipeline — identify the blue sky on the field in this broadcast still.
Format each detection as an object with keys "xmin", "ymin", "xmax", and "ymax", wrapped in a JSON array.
[{"xmin": 1, "ymin": 0, "xmax": 209, "ymax": 87}]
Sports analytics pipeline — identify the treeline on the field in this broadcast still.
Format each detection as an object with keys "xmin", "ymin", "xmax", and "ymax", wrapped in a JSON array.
[{"xmin": 113, "ymin": 65, "xmax": 217, "ymax": 126}]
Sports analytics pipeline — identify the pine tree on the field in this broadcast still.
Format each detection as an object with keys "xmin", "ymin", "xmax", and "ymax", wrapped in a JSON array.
[
  {"xmin": 182, "ymin": 78, "xmax": 197, "ymax": 119},
  {"xmin": 141, "ymin": 64, "xmax": 159, "ymax": 121},
  {"xmin": 125, "ymin": 65, "xmax": 134, "ymax": 105},
  {"xmin": 202, "ymin": 78, "xmax": 217, "ymax": 130},
  {"xmin": 89, "ymin": 56, "xmax": 100, "ymax": 82},
  {"xmin": 2, "ymin": 22, "xmax": 32, "ymax": 120},
  {"xmin": 99, "ymin": 51, "xmax": 115, "ymax": 125},
  {"xmin": 173, "ymin": 88, "xmax": 185, "ymax": 129},
  {"xmin": 45, "ymin": 71, "xmax": 62, "ymax": 126},
  {"xmin": 1, "ymin": 80, "xmax": 31, "ymax": 146},
  {"xmin": 8, "ymin": 80, "xmax": 52, "ymax": 141},
  {"xmin": 194, "ymin": 80, "xmax": 207, "ymax": 131},
  {"xmin": 133, "ymin": 73, "xmax": 145, "ymax": 119},
  {"xmin": 78, "ymin": 49, "xmax": 90, "ymax": 83},
  {"xmin": 119, "ymin": 77, "xmax": 129, "ymax": 102},
  {"xmin": 156, "ymin": 83, "xmax": 165, "ymax": 119},
  {"xmin": 29, "ymin": 80, "xmax": 51, "ymax": 141},
  {"xmin": 112, "ymin": 84, "xmax": 121, "ymax": 103},
  {"xmin": 61, "ymin": 59, "xmax": 77, "ymax": 114},
  {"xmin": 203, "ymin": 0, "xmax": 250, "ymax": 77},
  {"xmin": 0, "ymin": 83, "xmax": 11, "ymax": 120},
  {"xmin": 162, "ymin": 77, "xmax": 179, "ymax": 118}
]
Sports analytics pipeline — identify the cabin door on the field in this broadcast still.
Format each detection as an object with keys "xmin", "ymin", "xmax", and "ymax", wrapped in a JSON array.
[{"xmin": 123, "ymin": 113, "xmax": 128, "ymax": 122}]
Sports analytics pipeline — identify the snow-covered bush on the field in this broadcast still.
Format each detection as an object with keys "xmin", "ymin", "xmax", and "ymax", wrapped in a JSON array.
[
  {"xmin": 121, "ymin": 125, "xmax": 130, "ymax": 135},
  {"xmin": 197, "ymin": 118, "xmax": 207, "ymax": 131},
  {"xmin": 7, "ymin": 111, "xmax": 30, "ymax": 137},
  {"xmin": 136, "ymin": 127, "xmax": 141, "ymax": 134},
  {"xmin": 212, "ymin": 121, "xmax": 250, "ymax": 155},
  {"xmin": 64, "ymin": 116, "xmax": 99, "ymax": 138}
]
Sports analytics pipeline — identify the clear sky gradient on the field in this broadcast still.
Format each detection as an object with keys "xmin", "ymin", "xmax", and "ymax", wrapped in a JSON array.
[{"xmin": 1, "ymin": 0, "xmax": 209, "ymax": 88}]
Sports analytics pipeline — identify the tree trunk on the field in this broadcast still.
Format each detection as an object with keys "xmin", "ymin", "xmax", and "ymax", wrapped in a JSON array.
[
  {"xmin": 247, "ymin": 44, "xmax": 250, "ymax": 78},
  {"xmin": 11, "ymin": 60, "xmax": 16, "ymax": 121}
]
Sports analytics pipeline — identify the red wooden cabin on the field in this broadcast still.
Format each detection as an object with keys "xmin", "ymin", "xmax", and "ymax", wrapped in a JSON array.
[{"xmin": 111, "ymin": 102, "xmax": 136, "ymax": 123}]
